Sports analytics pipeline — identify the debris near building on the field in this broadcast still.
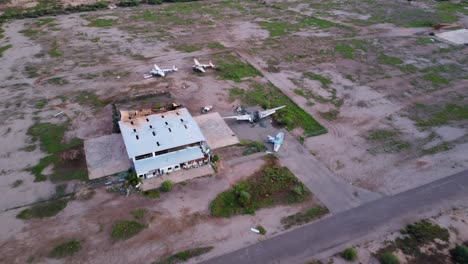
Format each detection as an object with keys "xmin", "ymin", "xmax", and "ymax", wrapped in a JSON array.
[{"xmin": 118, "ymin": 107, "xmax": 212, "ymax": 180}]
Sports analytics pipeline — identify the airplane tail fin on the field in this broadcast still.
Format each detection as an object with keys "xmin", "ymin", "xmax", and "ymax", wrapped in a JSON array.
[
  {"xmin": 173, "ymin": 66, "xmax": 178, "ymax": 71},
  {"xmin": 209, "ymin": 61, "xmax": 215, "ymax": 68}
]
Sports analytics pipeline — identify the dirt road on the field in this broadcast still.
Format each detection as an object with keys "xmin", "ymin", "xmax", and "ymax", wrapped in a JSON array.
[
  {"xmin": 278, "ymin": 133, "xmax": 381, "ymax": 213},
  {"xmin": 201, "ymin": 168, "xmax": 468, "ymax": 264}
]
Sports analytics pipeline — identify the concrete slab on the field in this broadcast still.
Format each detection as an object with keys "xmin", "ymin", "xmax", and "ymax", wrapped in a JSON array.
[
  {"xmin": 141, "ymin": 165, "xmax": 215, "ymax": 191},
  {"xmin": 436, "ymin": 29, "xmax": 468, "ymax": 45},
  {"xmin": 84, "ymin": 134, "xmax": 132, "ymax": 179},
  {"xmin": 194, "ymin": 112, "xmax": 240, "ymax": 149}
]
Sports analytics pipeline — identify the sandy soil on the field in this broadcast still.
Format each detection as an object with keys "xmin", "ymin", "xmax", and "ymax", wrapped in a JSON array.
[{"xmin": 0, "ymin": 0, "xmax": 466, "ymax": 263}]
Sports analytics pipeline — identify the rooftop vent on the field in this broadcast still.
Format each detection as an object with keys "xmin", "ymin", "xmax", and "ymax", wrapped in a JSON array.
[
  {"xmin": 152, "ymin": 131, "xmax": 156, "ymax": 136},
  {"xmin": 131, "ymin": 121, "xmax": 134, "ymax": 125},
  {"xmin": 133, "ymin": 128, "xmax": 136, "ymax": 132},
  {"xmin": 157, "ymin": 142, "xmax": 160, "ymax": 146},
  {"xmin": 168, "ymin": 128, "xmax": 172, "ymax": 132},
  {"xmin": 149, "ymin": 125, "xmax": 153, "ymax": 129},
  {"xmin": 136, "ymin": 135, "xmax": 139, "ymax": 140},
  {"xmin": 184, "ymin": 125, "xmax": 188, "ymax": 129},
  {"xmin": 146, "ymin": 118, "xmax": 149, "ymax": 122},
  {"xmin": 165, "ymin": 121, "xmax": 168, "ymax": 125},
  {"xmin": 162, "ymin": 115, "xmax": 164, "ymax": 118},
  {"xmin": 180, "ymin": 118, "xmax": 184, "ymax": 122}
]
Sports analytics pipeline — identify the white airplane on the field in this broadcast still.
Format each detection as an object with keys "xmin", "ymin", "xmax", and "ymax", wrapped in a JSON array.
[
  {"xmin": 223, "ymin": 105, "xmax": 286, "ymax": 123},
  {"xmin": 144, "ymin": 64, "xmax": 178, "ymax": 79},
  {"xmin": 192, "ymin": 59, "xmax": 215, "ymax": 73},
  {"xmin": 267, "ymin": 132, "xmax": 284, "ymax": 152}
]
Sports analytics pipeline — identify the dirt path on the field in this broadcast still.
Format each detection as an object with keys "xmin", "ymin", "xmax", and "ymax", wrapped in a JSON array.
[{"xmin": 278, "ymin": 131, "xmax": 381, "ymax": 213}]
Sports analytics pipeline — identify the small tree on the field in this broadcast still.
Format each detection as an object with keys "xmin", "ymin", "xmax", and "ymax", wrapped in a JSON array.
[
  {"xmin": 127, "ymin": 172, "xmax": 142, "ymax": 187},
  {"xmin": 340, "ymin": 248, "xmax": 358, "ymax": 262},
  {"xmin": 160, "ymin": 180, "xmax": 173, "ymax": 192},
  {"xmin": 379, "ymin": 252, "xmax": 400, "ymax": 264},
  {"xmin": 238, "ymin": 190, "xmax": 251, "ymax": 207},
  {"xmin": 450, "ymin": 244, "xmax": 468, "ymax": 264}
]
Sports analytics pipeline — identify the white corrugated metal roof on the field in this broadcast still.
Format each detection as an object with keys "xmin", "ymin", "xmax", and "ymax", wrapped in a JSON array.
[
  {"xmin": 134, "ymin": 146, "xmax": 205, "ymax": 175},
  {"xmin": 118, "ymin": 108, "xmax": 206, "ymax": 158}
]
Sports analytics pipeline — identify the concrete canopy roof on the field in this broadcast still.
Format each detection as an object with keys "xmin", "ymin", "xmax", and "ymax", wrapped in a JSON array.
[
  {"xmin": 134, "ymin": 146, "xmax": 205, "ymax": 175},
  {"xmin": 118, "ymin": 108, "xmax": 206, "ymax": 158}
]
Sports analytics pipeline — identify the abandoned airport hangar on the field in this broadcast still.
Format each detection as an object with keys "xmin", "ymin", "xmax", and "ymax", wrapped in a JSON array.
[{"xmin": 118, "ymin": 107, "xmax": 212, "ymax": 180}]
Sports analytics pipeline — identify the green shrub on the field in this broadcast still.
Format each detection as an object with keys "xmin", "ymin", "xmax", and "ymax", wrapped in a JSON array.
[
  {"xmin": 49, "ymin": 240, "xmax": 81, "ymax": 258},
  {"xmin": 210, "ymin": 162, "xmax": 310, "ymax": 217},
  {"xmin": 142, "ymin": 189, "xmax": 160, "ymax": 199},
  {"xmin": 212, "ymin": 154, "xmax": 220, "ymax": 163},
  {"xmin": 127, "ymin": 172, "xmax": 142, "ymax": 187},
  {"xmin": 340, "ymin": 248, "xmax": 358, "ymax": 261},
  {"xmin": 147, "ymin": 0, "xmax": 163, "ymax": 4},
  {"xmin": 130, "ymin": 208, "xmax": 148, "ymax": 219},
  {"xmin": 111, "ymin": 220, "xmax": 145, "ymax": 240},
  {"xmin": 256, "ymin": 225, "xmax": 266, "ymax": 235},
  {"xmin": 160, "ymin": 180, "xmax": 173, "ymax": 192},
  {"xmin": 17, "ymin": 199, "xmax": 68, "ymax": 219},
  {"xmin": 281, "ymin": 206, "xmax": 329, "ymax": 229},
  {"xmin": 450, "ymin": 244, "xmax": 468, "ymax": 264},
  {"xmin": 153, "ymin": 247, "xmax": 213, "ymax": 264},
  {"xmin": 395, "ymin": 220, "xmax": 449, "ymax": 255},
  {"xmin": 379, "ymin": 252, "xmax": 400, "ymax": 264}
]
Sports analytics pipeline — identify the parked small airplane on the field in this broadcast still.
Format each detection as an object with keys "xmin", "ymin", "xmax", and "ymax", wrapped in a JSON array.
[
  {"xmin": 267, "ymin": 132, "xmax": 284, "ymax": 152},
  {"xmin": 192, "ymin": 59, "xmax": 215, "ymax": 73},
  {"xmin": 223, "ymin": 105, "xmax": 286, "ymax": 123},
  {"xmin": 144, "ymin": 64, "xmax": 178, "ymax": 78}
]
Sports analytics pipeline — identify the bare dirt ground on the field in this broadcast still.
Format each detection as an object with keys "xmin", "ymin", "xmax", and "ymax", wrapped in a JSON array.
[{"xmin": 0, "ymin": 0, "xmax": 467, "ymax": 263}]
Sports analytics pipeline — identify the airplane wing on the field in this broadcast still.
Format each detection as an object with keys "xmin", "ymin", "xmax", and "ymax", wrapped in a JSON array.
[
  {"xmin": 223, "ymin": 114, "xmax": 251, "ymax": 121},
  {"xmin": 154, "ymin": 64, "xmax": 161, "ymax": 71},
  {"xmin": 273, "ymin": 132, "xmax": 284, "ymax": 152},
  {"xmin": 194, "ymin": 59, "xmax": 201, "ymax": 66},
  {"xmin": 198, "ymin": 67, "xmax": 206, "ymax": 73},
  {"xmin": 259, "ymin": 105, "xmax": 286, "ymax": 119}
]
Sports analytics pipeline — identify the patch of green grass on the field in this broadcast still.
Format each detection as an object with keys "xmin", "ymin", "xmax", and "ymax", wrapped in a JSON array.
[
  {"xmin": 17, "ymin": 199, "xmax": 68, "ymax": 219},
  {"xmin": 423, "ymin": 73, "xmax": 449, "ymax": 87},
  {"xmin": 281, "ymin": 206, "xmax": 329, "ymax": 229},
  {"xmin": 239, "ymin": 140, "xmax": 267, "ymax": 156},
  {"xmin": 231, "ymin": 83, "xmax": 326, "ymax": 137},
  {"xmin": 35, "ymin": 99, "xmax": 48, "ymax": 109},
  {"xmin": 174, "ymin": 44, "xmax": 201, "ymax": 53},
  {"xmin": 153, "ymin": 247, "xmax": 213, "ymax": 264},
  {"xmin": 437, "ymin": 2, "xmax": 468, "ymax": 15},
  {"xmin": 367, "ymin": 130, "xmax": 398, "ymax": 141},
  {"xmin": 450, "ymin": 244, "xmax": 468, "ymax": 264},
  {"xmin": 416, "ymin": 38, "xmax": 435, "ymax": 45},
  {"xmin": 378, "ymin": 54, "xmax": 403, "ymax": 66},
  {"xmin": 142, "ymin": 189, "xmax": 160, "ymax": 199},
  {"xmin": 210, "ymin": 160, "xmax": 310, "ymax": 218},
  {"xmin": 229, "ymin": 87, "xmax": 245, "ymax": 102},
  {"xmin": 73, "ymin": 91, "xmax": 105, "ymax": 109},
  {"xmin": 259, "ymin": 20, "xmax": 291, "ymax": 37},
  {"xmin": 303, "ymin": 72, "xmax": 332, "ymax": 88},
  {"xmin": 130, "ymin": 208, "xmax": 148, "ymax": 220},
  {"xmin": 413, "ymin": 103, "xmax": 468, "ymax": 127},
  {"xmin": 88, "ymin": 18, "xmax": 117, "ymax": 27},
  {"xmin": 21, "ymin": 144, "xmax": 37, "ymax": 152},
  {"xmin": 319, "ymin": 109, "xmax": 339, "ymax": 121},
  {"xmin": 37, "ymin": 17, "xmax": 55, "ymax": 26},
  {"xmin": 24, "ymin": 65, "xmax": 40, "ymax": 78},
  {"xmin": 378, "ymin": 252, "xmax": 400, "ymax": 264},
  {"xmin": 111, "ymin": 220, "xmax": 145, "ymax": 240},
  {"xmin": 422, "ymin": 142, "xmax": 452, "ymax": 155},
  {"xmin": 19, "ymin": 28, "xmax": 40, "ymax": 38},
  {"xmin": 340, "ymin": 248, "xmax": 358, "ymax": 261},
  {"xmin": 395, "ymin": 220, "xmax": 449, "ymax": 256},
  {"xmin": 46, "ymin": 77, "xmax": 68, "ymax": 85},
  {"xmin": 160, "ymin": 180, "xmax": 173, "ymax": 192},
  {"xmin": 206, "ymin": 42, "xmax": 224, "ymax": 49},
  {"xmin": 215, "ymin": 58, "xmax": 261, "ymax": 82},
  {"xmin": 398, "ymin": 64, "xmax": 418, "ymax": 74},
  {"xmin": 26, "ymin": 122, "xmax": 85, "ymax": 182},
  {"xmin": 49, "ymin": 239, "xmax": 81, "ymax": 258},
  {"xmin": 49, "ymin": 39, "xmax": 62, "ymax": 57},
  {"xmin": 335, "ymin": 45, "xmax": 355, "ymax": 59},
  {"xmin": 0, "ymin": 44, "xmax": 12, "ymax": 57}
]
